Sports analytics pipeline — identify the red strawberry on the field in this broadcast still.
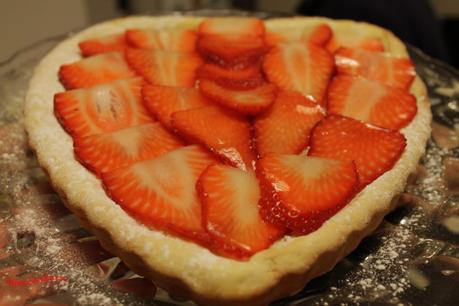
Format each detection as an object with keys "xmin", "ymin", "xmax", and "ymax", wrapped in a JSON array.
[
  {"xmin": 142, "ymin": 84, "xmax": 210, "ymax": 129},
  {"xmin": 199, "ymin": 80, "xmax": 277, "ymax": 115},
  {"xmin": 59, "ymin": 52, "xmax": 136, "ymax": 89},
  {"xmin": 197, "ymin": 17, "xmax": 267, "ymax": 67},
  {"xmin": 54, "ymin": 77, "xmax": 153, "ymax": 138},
  {"xmin": 198, "ymin": 17, "xmax": 265, "ymax": 38},
  {"xmin": 197, "ymin": 35, "xmax": 267, "ymax": 68},
  {"xmin": 327, "ymin": 75, "xmax": 417, "ymax": 130},
  {"xmin": 335, "ymin": 48, "xmax": 416, "ymax": 89},
  {"xmin": 102, "ymin": 145, "xmax": 218, "ymax": 243},
  {"xmin": 74, "ymin": 122, "xmax": 183, "ymax": 175},
  {"xmin": 125, "ymin": 28, "xmax": 197, "ymax": 52},
  {"xmin": 171, "ymin": 105, "xmax": 256, "ymax": 171},
  {"xmin": 254, "ymin": 91, "xmax": 325, "ymax": 157},
  {"xmin": 79, "ymin": 34, "xmax": 127, "ymax": 57},
  {"xmin": 265, "ymin": 23, "xmax": 332, "ymax": 46},
  {"xmin": 263, "ymin": 42, "xmax": 334, "ymax": 104},
  {"xmin": 197, "ymin": 164, "xmax": 284, "ymax": 259},
  {"xmin": 309, "ymin": 115, "xmax": 406, "ymax": 188},
  {"xmin": 196, "ymin": 62, "xmax": 264, "ymax": 90},
  {"xmin": 125, "ymin": 48, "xmax": 202, "ymax": 87},
  {"xmin": 257, "ymin": 154, "xmax": 358, "ymax": 235}
]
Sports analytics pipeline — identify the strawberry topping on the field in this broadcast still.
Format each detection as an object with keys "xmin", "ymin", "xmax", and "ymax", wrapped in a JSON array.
[
  {"xmin": 254, "ymin": 91, "xmax": 325, "ymax": 157},
  {"xmin": 327, "ymin": 75, "xmax": 417, "ymax": 130},
  {"xmin": 79, "ymin": 34, "xmax": 127, "ymax": 57},
  {"xmin": 59, "ymin": 52, "xmax": 136, "ymax": 90},
  {"xmin": 171, "ymin": 106, "xmax": 256, "ymax": 171},
  {"xmin": 125, "ymin": 48, "xmax": 202, "ymax": 87},
  {"xmin": 142, "ymin": 84, "xmax": 210, "ymax": 129},
  {"xmin": 199, "ymin": 80, "xmax": 277, "ymax": 115},
  {"xmin": 197, "ymin": 164, "xmax": 284, "ymax": 259},
  {"xmin": 257, "ymin": 154, "xmax": 358, "ymax": 235},
  {"xmin": 125, "ymin": 28, "xmax": 197, "ymax": 52},
  {"xmin": 102, "ymin": 145, "xmax": 218, "ymax": 243},
  {"xmin": 74, "ymin": 122, "xmax": 183, "ymax": 175},
  {"xmin": 197, "ymin": 18, "xmax": 267, "ymax": 67},
  {"xmin": 197, "ymin": 62, "xmax": 264, "ymax": 90},
  {"xmin": 309, "ymin": 115, "xmax": 406, "ymax": 188},
  {"xmin": 335, "ymin": 48, "xmax": 416, "ymax": 89},
  {"xmin": 263, "ymin": 42, "xmax": 334, "ymax": 105},
  {"xmin": 55, "ymin": 19, "xmax": 421, "ymax": 259},
  {"xmin": 54, "ymin": 77, "xmax": 153, "ymax": 138}
]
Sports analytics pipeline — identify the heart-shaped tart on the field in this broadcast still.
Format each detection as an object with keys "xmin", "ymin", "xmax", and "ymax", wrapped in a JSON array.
[{"xmin": 24, "ymin": 16, "xmax": 431, "ymax": 305}]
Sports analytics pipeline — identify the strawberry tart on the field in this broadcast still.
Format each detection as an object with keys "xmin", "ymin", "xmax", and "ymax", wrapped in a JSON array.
[{"xmin": 24, "ymin": 16, "xmax": 431, "ymax": 305}]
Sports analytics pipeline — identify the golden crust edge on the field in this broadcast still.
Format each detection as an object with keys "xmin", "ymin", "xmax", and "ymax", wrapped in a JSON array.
[{"xmin": 23, "ymin": 15, "xmax": 431, "ymax": 306}]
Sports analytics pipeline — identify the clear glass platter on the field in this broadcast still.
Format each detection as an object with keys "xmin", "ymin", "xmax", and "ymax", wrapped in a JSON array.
[{"xmin": 0, "ymin": 10, "xmax": 458, "ymax": 306}]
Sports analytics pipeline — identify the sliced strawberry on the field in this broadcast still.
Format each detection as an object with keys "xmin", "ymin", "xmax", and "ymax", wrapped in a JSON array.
[
  {"xmin": 197, "ymin": 17, "xmax": 266, "ymax": 66},
  {"xmin": 254, "ymin": 91, "xmax": 325, "ymax": 157},
  {"xmin": 199, "ymin": 80, "xmax": 277, "ymax": 115},
  {"xmin": 335, "ymin": 48, "xmax": 416, "ymax": 89},
  {"xmin": 171, "ymin": 106, "xmax": 255, "ymax": 171},
  {"xmin": 327, "ymin": 75, "xmax": 417, "ymax": 130},
  {"xmin": 125, "ymin": 28, "xmax": 197, "ymax": 52},
  {"xmin": 79, "ymin": 34, "xmax": 127, "ymax": 57},
  {"xmin": 74, "ymin": 122, "xmax": 183, "ymax": 175},
  {"xmin": 265, "ymin": 24, "xmax": 332, "ymax": 46},
  {"xmin": 102, "ymin": 145, "xmax": 218, "ymax": 243},
  {"xmin": 54, "ymin": 78, "xmax": 153, "ymax": 138},
  {"xmin": 59, "ymin": 52, "xmax": 136, "ymax": 90},
  {"xmin": 125, "ymin": 48, "xmax": 202, "ymax": 87},
  {"xmin": 198, "ymin": 17, "xmax": 265, "ymax": 38},
  {"xmin": 197, "ymin": 164, "xmax": 284, "ymax": 259},
  {"xmin": 309, "ymin": 115, "xmax": 406, "ymax": 188},
  {"xmin": 142, "ymin": 84, "xmax": 210, "ymax": 129},
  {"xmin": 197, "ymin": 34, "xmax": 267, "ymax": 67},
  {"xmin": 263, "ymin": 42, "xmax": 334, "ymax": 104},
  {"xmin": 257, "ymin": 154, "xmax": 358, "ymax": 235},
  {"xmin": 197, "ymin": 62, "xmax": 264, "ymax": 90}
]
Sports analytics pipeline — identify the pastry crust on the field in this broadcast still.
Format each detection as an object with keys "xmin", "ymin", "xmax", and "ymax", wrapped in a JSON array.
[{"xmin": 24, "ymin": 16, "xmax": 431, "ymax": 306}]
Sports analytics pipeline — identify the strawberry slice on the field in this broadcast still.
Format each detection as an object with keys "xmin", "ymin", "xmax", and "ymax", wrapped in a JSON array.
[
  {"xmin": 335, "ymin": 48, "xmax": 416, "ymax": 89},
  {"xmin": 79, "ymin": 34, "xmax": 127, "ymax": 57},
  {"xmin": 197, "ymin": 164, "xmax": 284, "ymax": 259},
  {"xmin": 198, "ymin": 17, "xmax": 265, "ymax": 38},
  {"xmin": 263, "ymin": 42, "xmax": 334, "ymax": 104},
  {"xmin": 125, "ymin": 28, "xmax": 197, "ymax": 52},
  {"xmin": 199, "ymin": 80, "xmax": 277, "ymax": 115},
  {"xmin": 196, "ymin": 62, "xmax": 264, "ymax": 90},
  {"xmin": 102, "ymin": 145, "xmax": 218, "ymax": 243},
  {"xmin": 327, "ymin": 75, "xmax": 417, "ymax": 130},
  {"xmin": 257, "ymin": 154, "xmax": 358, "ymax": 235},
  {"xmin": 54, "ymin": 78, "xmax": 153, "ymax": 138},
  {"xmin": 142, "ymin": 84, "xmax": 210, "ymax": 129},
  {"xmin": 254, "ymin": 91, "xmax": 325, "ymax": 157},
  {"xmin": 197, "ymin": 17, "xmax": 267, "ymax": 67},
  {"xmin": 74, "ymin": 122, "xmax": 183, "ymax": 175},
  {"xmin": 125, "ymin": 48, "xmax": 202, "ymax": 87},
  {"xmin": 59, "ymin": 52, "xmax": 136, "ymax": 90},
  {"xmin": 171, "ymin": 106, "xmax": 255, "ymax": 171},
  {"xmin": 197, "ymin": 35, "xmax": 267, "ymax": 68},
  {"xmin": 309, "ymin": 115, "xmax": 406, "ymax": 188},
  {"xmin": 266, "ymin": 24, "xmax": 332, "ymax": 46}
]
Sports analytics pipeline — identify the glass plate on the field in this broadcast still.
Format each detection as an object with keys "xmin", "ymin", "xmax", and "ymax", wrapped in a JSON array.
[{"xmin": 1, "ymin": 10, "xmax": 459, "ymax": 306}]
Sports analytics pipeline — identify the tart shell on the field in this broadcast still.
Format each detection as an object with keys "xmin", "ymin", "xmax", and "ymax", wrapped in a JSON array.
[{"xmin": 24, "ymin": 16, "xmax": 431, "ymax": 306}]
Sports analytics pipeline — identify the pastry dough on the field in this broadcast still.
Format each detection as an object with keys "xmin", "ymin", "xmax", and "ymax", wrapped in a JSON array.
[{"xmin": 24, "ymin": 16, "xmax": 431, "ymax": 306}]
